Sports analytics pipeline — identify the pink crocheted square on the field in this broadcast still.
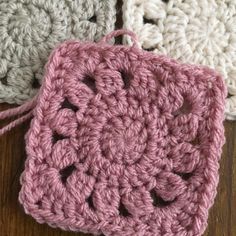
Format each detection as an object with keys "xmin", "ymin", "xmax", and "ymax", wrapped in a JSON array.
[{"xmin": 19, "ymin": 31, "xmax": 226, "ymax": 236}]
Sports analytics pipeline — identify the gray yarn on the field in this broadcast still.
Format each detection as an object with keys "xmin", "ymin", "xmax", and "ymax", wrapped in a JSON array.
[{"xmin": 0, "ymin": 0, "xmax": 117, "ymax": 104}]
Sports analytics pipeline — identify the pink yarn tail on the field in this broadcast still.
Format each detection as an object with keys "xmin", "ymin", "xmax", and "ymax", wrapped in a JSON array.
[{"xmin": 0, "ymin": 97, "xmax": 37, "ymax": 135}]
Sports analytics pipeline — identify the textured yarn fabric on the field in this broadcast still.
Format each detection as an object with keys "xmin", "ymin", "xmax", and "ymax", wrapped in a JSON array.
[
  {"xmin": 123, "ymin": 0, "xmax": 236, "ymax": 120},
  {"xmin": 0, "ymin": 0, "xmax": 116, "ymax": 104},
  {"xmin": 0, "ymin": 30, "xmax": 224, "ymax": 236}
]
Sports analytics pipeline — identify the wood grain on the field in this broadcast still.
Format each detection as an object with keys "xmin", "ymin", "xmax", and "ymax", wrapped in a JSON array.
[{"xmin": 0, "ymin": 1, "xmax": 236, "ymax": 235}]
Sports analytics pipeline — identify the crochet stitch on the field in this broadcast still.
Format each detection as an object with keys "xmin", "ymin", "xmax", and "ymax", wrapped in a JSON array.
[
  {"xmin": 0, "ymin": 30, "xmax": 226, "ymax": 236},
  {"xmin": 0, "ymin": 0, "xmax": 116, "ymax": 104},
  {"xmin": 123, "ymin": 0, "xmax": 235, "ymax": 120}
]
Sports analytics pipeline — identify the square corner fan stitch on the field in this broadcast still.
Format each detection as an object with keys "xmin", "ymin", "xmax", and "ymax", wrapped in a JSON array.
[
  {"xmin": 0, "ymin": 0, "xmax": 117, "ymax": 104},
  {"xmin": 122, "ymin": 0, "xmax": 236, "ymax": 120},
  {"xmin": 0, "ymin": 30, "xmax": 226, "ymax": 236}
]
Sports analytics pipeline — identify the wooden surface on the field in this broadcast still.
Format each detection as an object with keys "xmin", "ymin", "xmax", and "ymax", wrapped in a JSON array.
[{"xmin": 0, "ymin": 1, "xmax": 236, "ymax": 235}]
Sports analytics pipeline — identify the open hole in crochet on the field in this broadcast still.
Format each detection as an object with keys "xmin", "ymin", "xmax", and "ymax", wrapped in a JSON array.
[
  {"xmin": 82, "ymin": 75, "xmax": 97, "ymax": 93},
  {"xmin": 0, "ymin": 74, "xmax": 8, "ymax": 85},
  {"xmin": 61, "ymin": 98, "xmax": 78, "ymax": 112},
  {"xmin": 190, "ymin": 136, "xmax": 200, "ymax": 146},
  {"xmin": 59, "ymin": 164, "xmax": 76, "ymax": 184},
  {"xmin": 175, "ymin": 172, "xmax": 193, "ymax": 181},
  {"xmin": 35, "ymin": 200, "xmax": 42, "ymax": 208},
  {"xmin": 162, "ymin": 0, "xmax": 169, "ymax": 3},
  {"xmin": 207, "ymin": 81, "xmax": 213, "ymax": 89},
  {"xmin": 86, "ymin": 193, "xmax": 95, "ymax": 210},
  {"xmin": 89, "ymin": 15, "xmax": 97, "ymax": 23},
  {"xmin": 85, "ymin": 169, "xmax": 92, "ymax": 176},
  {"xmin": 118, "ymin": 202, "xmax": 131, "ymax": 217},
  {"xmin": 172, "ymin": 99, "xmax": 192, "ymax": 116},
  {"xmin": 143, "ymin": 17, "xmax": 156, "ymax": 25},
  {"xmin": 143, "ymin": 46, "xmax": 156, "ymax": 52},
  {"xmin": 150, "ymin": 189, "xmax": 173, "ymax": 207},
  {"xmin": 120, "ymin": 71, "xmax": 132, "ymax": 89},
  {"xmin": 32, "ymin": 75, "xmax": 40, "ymax": 89},
  {"xmin": 52, "ymin": 132, "xmax": 67, "ymax": 144}
]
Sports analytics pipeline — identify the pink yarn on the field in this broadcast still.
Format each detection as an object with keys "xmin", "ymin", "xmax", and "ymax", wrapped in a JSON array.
[{"xmin": 0, "ymin": 30, "xmax": 226, "ymax": 236}]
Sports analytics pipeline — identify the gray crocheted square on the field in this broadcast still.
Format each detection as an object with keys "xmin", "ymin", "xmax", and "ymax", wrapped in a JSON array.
[{"xmin": 0, "ymin": 0, "xmax": 117, "ymax": 104}]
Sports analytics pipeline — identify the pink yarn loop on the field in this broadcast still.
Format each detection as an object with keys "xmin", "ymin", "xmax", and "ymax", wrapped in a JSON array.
[
  {"xmin": 0, "ymin": 96, "xmax": 37, "ymax": 135},
  {"xmin": 99, "ymin": 29, "xmax": 139, "ymax": 47}
]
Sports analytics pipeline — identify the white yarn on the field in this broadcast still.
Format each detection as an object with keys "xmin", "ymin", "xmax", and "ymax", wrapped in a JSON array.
[
  {"xmin": 0, "ymin": 0, "xmax": 116, "ymax": 104},
  {"xmin": 123, "ymin": 0, "xmax": 236, "ymax": 120}
]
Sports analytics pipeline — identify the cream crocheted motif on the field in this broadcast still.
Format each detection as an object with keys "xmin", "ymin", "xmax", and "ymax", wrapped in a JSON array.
[
  {"xmin": 123, "ymin": 0, "xmax": 236, "ymax": 120},
  {"xmin": 0, "ymin": 0, "xmax": 116, "ymax": 104}
]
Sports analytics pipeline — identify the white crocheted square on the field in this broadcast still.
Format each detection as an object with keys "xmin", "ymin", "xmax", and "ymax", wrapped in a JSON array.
[
  {"xmin": 123, "ymin": 0, "xmax": 236, "ymax": 119},
  {"xmin": 0, "ymin": 0, "xmax": 117, "ymax": 104}
]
